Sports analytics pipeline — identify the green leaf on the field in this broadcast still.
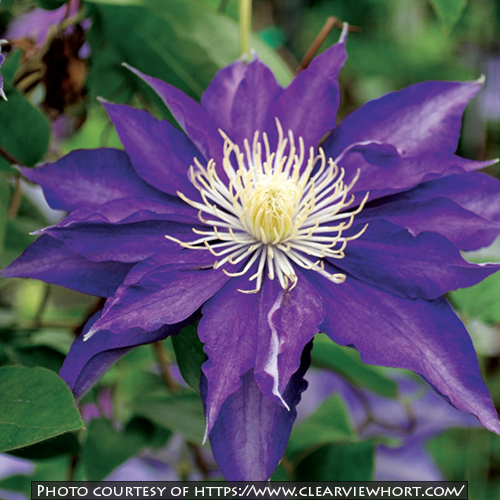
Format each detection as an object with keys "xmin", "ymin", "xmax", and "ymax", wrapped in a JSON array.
[
  {"xmin": 0, "ymin": 81, "xmax": 50, "ymax": 171},
  {"xmin": 0, "ymin": 174, "xmax": 9, "ymax": 253},
  {"xmin": 295, "ymin": 441, "xmax": 375, "ymax": 481},
  {"xmin": 171, "ymin": 322, "xmax": 205, "ymax": 392},
  {"xmin": 0, "ymin": 50, "xmax": 21, "ymax": 86},
  {"xmin": 82, "ymin": 418, "xmax": 152, "ymax": 480},
  {"xmin": 428, "ymin": 0, "xmax": 468, "ymax": 31},
  {"xmin": 287, "ymin": 395, "xmax": 355, "ymax": 461},
  {"xmin": 132, "ymin": 391, "xmax": 206, "ymax": 443},
  {"xmin": 86, "ymin": 0, "xmax": 293, "ymax": 107},
  {"xmin": 35, "ymin": 0, "xmax": 69, "ymax": 9},
  {"xmin": 0, "ymin": 366, "xmax": 84, "ymax": 452},
  {"xmin": 312, "ymin": 334, "xmax": 398, "ymax": 398},
  {"xmin": 449, "ymin": 269, "xmax": 500, "ymax": 324}
]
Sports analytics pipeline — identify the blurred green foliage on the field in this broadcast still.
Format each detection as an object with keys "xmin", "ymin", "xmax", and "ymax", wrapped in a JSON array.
[{"xmin": 0, "ymin": 0, "xmax": 500, "ymax": 495}]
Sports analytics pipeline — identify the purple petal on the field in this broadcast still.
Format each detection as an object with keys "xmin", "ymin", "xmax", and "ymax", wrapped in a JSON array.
[
  {"xmin": 203, "ymin": 344, "xmax": 311, "ymax": 481},
  {"xmin": 88, "ymin": 264, "xmax": 231, "ymax": 336},
  {"xmin": 42, "ymin": 220, "xmax": 196, "ymax": 262},
  {"xmin": 253, "ymin": 273, "xmax": 324, "ymax": 407},
  {"xmin": 60, "ymin": 311, "xmax": 192, "ymax": 400},
  {"xmin": 310, "ymin": 273, "xmax": 500, "ymax": 434},
  {"xmin": 201, "ymin": 61, "xmax": 248, "ymax": 131},
  {"xmin": 199, "ymin": 274, "xmax": 323, "ymax": 435},
  {"xmin": 2, "ymin": 235, "xmax": 133, "ymax": 296},
  {"xmin": 386, "ymin": 171, "xmax": 500, "ymax": 224},
  {"xmin": 123, "ymin": 249, "xmax": 217, "ymax": 285},
  {"xmin": 124, "ymin": 65, "xmax": 223, "ymax": 164},
  {"xmin": 336, "ymin": 219, "xmax": 500, "ymax": 299},
  {"xmin": 328, "ymin": 78, "xmax": 484, "ymax": 158},
  {"xmin": 21, "ymin": 149, "xmax": 168, "ymax": 211},
  {"xmin": 359, "ymin": 197, "xmax": 500, "ymax": 251},
  {"xmin": 228, "ymin": 59, "xmax": 282, "ymax": 147},
  {"xmin": 198, "ymin": 276, "xmax": 259, "ymax": 435},
  {"xmin": 50, "ymin": 196, "xmax": 198, "ymax": 227},
  {"xmin": 269, "ymin": 24, "xmax": 348, "ymax": 152},
  {"xmin": 101, "ymin": 101, "xmax": 201, "ymax": 199},
  {"xmin": 336, "ymin": 144, "xmax": 494, "ymax": 200}
]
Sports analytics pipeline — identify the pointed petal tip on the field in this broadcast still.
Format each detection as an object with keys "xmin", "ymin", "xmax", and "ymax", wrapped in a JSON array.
[
  {"xmin": 83, "ymin": 328, "xmax": 97, "ymax": 342},
  {"xmin": 339, "ymin": 22, "xmax": 349, "ymax": 44},
  {"xmin": 122, "ymin": 62, "xmax": 142, "ymax": 78},
  {"xmin": 0, "ymin": 265, "xmax": 14, "ymax": 278}
]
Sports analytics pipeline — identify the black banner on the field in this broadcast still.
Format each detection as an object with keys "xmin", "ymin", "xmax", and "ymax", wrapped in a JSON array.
[{"xmin": 32, "ymin": 481, "xmax": 468, "ymax": 500}]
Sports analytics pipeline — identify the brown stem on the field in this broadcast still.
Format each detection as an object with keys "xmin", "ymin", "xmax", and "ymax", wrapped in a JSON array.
[
  {"xmin": 354, "ymin": 386, "xmax": 417, "ymax": 436},
  {"xmin": 0, "ymin": 144, "xmax": 22, "ymax": 166},
  {"xmin": 7, "ymin": 176, "xmax": 22, "ymax": 218},
  {"xmin": 297, "ymin": 16, "xmax": 361, "ymax": 73},
  {"xmin": 187, "ymin": 442, "xmax": 211, "ymax": 479},
  {"xmin": 74, "ymin": 297, "xmax": 106, "ymax": 337},
  {"xmin": 153, "ymin": 342, "xmax": 181, "ymax": 394}
]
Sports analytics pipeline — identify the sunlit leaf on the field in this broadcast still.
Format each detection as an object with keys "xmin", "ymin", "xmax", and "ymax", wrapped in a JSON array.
[{"xmin": 449, "ymin": 267, "xmax": 500, "ymax": 324}]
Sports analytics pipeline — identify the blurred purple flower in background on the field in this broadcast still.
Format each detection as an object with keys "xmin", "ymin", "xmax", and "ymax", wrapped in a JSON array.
[
  {"xmin": 5, "ymin": 0, "xmax": 83, "ymax": 48},
  {"xmin": 300, "ymin": 370, "xmax": 478, "ymax": 481},
  {"xmin": 4, "ymin": 25, "xmax": 500, "ymax": 480},
  {"xmin": 479, "ymin": 55, "xmax": 500, "ymax": 123}
]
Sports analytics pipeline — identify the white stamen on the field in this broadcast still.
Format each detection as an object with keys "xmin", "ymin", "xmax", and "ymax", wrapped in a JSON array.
[{"xmin": 168, "ymin": 119, "xmax": 368, "ymax": 293}]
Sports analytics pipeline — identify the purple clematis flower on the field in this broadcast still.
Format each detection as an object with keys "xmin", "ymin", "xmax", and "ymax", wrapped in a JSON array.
[{"xmin": 4, "ymin": 25, "xmax": 500, "ymax": 480}]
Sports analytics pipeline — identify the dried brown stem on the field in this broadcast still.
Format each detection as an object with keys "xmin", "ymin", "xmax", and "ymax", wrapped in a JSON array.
[
  {"xmin": 297, "ymin": 16, "xmax": 361, "ymax": 73},
  {"xmin": 187, "ymin": 442, "xmax": 211, "ymax": 479},
  {"xmin": 153, "ymin": 341, "xmax": 181, "ymax": 394},
  {"xmin": 0, "ymin": 144, "xmax": 22, "ymax": 166},
  {"xmin": 7, "ymin": 176, "xmax": 22, "ymax": 218}
]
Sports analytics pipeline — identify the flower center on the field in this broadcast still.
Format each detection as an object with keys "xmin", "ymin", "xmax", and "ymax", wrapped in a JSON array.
[
  {"xmin": 242, "ymin": 175, "xmax": 299, "ymax": 243},
  {"xmin": 167, "ymin": 119, "xmax": 368, "ymax": 293}
]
